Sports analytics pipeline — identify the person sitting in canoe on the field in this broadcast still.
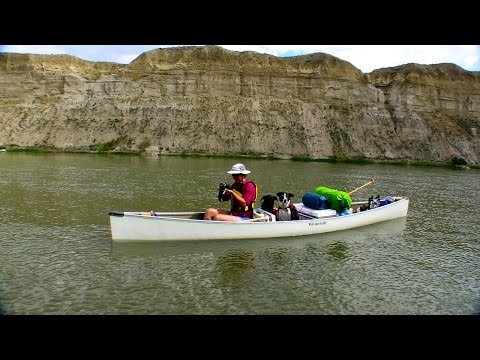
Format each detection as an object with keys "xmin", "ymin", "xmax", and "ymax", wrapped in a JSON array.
[{"xmin": 203, "ymin": 163, "xmax": 258, "ymax": 221}]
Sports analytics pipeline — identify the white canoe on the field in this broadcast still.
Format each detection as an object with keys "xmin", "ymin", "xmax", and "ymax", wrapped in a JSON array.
[{"xmin": 109, "ymin": 197, "xmax": 409, "ymax": 242}]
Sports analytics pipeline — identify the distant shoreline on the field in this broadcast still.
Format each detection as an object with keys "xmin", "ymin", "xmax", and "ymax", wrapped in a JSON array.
[{"xmin": 2, "ymin": 145, "xmax": 477, "ymax": 169}]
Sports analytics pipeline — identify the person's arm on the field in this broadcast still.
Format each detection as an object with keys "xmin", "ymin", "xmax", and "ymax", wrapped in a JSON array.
[
  {"xmin": 239, "ymin": 182, "xmax": 256, "ymax": 207},
  {"xmin": 226, "ymin": 188, "xmax": 246, "ymax": 207}
]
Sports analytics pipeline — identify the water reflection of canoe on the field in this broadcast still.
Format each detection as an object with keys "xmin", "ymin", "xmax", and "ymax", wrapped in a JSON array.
[{"xmin": 109, "ymin": 197, "xmax": 409, "ymax": 242}]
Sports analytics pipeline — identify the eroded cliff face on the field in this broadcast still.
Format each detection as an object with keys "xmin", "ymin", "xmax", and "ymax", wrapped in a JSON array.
[{"xmin": 1, "ymin": 46, "xmax": 479, "ymax": 163}]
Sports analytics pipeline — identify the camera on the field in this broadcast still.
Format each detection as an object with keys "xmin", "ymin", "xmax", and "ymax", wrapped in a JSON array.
[{"xmin": 218, "ymin": 182, "xmax": 230, "ymax": 202}]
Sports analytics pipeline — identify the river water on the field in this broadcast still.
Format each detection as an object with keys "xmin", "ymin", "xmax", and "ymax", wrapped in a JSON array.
[{"xmin": 0, "ymin": 152, "xmax": 479, "ymax": 314}]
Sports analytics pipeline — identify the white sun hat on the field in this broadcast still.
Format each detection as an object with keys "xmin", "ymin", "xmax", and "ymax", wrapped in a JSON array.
[{"xmin": 227, "ymin": 163, "xmax": 251, "ymax": 174}]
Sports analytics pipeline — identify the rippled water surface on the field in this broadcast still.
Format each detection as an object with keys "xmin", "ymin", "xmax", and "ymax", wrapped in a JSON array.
[{"xmin": 0, "ymin": 153, "xmax": 479, "ymax": 314}]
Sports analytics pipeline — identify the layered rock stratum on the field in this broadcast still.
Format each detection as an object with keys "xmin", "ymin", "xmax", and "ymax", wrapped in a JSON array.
[{"xmin": 1, "ymin": 45, "xmax": 479, "ymax": 164}]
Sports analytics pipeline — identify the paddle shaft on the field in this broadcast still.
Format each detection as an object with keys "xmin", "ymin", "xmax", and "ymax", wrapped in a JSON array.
[{"xmin": 348, "ymin": 178, "xmax": 375, "ymax": 195}]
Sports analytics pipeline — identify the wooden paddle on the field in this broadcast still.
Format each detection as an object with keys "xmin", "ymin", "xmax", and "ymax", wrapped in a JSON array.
[{"xmin": 348, "ymin": 178, "xmax": 375, "ymax": 195}]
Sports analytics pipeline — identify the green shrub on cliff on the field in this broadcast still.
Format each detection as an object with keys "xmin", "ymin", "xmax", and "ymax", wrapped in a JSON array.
[{"xmin": 451, "ymin": 156, "xmax": 467, "ymax": 166}]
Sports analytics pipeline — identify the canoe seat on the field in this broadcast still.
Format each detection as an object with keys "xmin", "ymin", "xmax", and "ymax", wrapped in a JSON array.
[
  {"xmin": 246, "ymin": 216, "xmax": 269, "ymax": 222},
  {"xmin": 252, "ymin": 208, "xmax": 276, "ymax": 222}
]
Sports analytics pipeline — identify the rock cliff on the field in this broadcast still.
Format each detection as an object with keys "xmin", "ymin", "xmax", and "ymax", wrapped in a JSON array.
[{"xmin": 1, "ymin": 45, "xmax": 479, "ymax": 164}]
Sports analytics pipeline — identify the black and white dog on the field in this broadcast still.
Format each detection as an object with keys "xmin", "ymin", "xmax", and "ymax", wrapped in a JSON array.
[
  {"xmin": 276, "ymin": 192, "xmax": 299, "ymax": 221},
  {"xmin": 260, "ymin": 194, "xmax": 278, "ymax": 214}
]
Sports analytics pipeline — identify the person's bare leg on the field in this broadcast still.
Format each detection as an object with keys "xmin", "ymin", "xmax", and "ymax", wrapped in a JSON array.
[
  {"xmin": 204, "ymin": 208, "xmax": 226, "ymax": 220},
  {"xmin": 214, "ymin": 213, "xmax": 243, "ymax": 222},
  {"xmin": 204, "ymin": 208, "xmax": 242, "ymax": 221}
]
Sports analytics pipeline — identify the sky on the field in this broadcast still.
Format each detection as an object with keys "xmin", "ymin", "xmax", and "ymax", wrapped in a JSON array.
[{"xmin": 1, "ymin": 45, "xmax": 479, "ymax": 74}]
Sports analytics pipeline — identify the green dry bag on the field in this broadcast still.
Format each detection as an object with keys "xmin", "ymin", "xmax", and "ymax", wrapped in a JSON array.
[{"xmin": 314, "ymin": 186, "xmax": 352, "ymax": 213}]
